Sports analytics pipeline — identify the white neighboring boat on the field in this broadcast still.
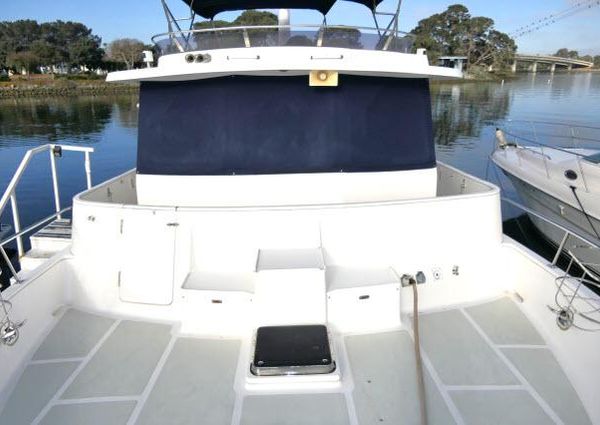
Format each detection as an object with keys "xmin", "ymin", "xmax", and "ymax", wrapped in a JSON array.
[
  {"xmin": 492, "ymin": 124, "xmax": 600, "ymax": 270},
  {"xmin": 0, "ymin": 2, "xmax": 599, "ymax": 425}
]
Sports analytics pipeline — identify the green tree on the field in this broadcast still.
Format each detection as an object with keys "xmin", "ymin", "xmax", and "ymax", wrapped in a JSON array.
[
  {"xmin": 0, "ymin": 20, "xmax": 40, "ymax": 69},
  {"xmin": 411, "ymin": 4, "xmax": 516, "ymax": 70},
  {"xmin": 594, "ymin": 56, "xmax": 600, "ymax": 68},
  {"xmin": 30, "ymin": 40, "xmax": 57, "ymax": 68},
  {"xmin": 193, "ymin": 10, "xmax": 278, "ymax": 49},
  {"xmin": 0, "ymin": 20, "xmax": 103, "ymax": 72},
  {"xmin": 6, "ymin": 51, "xmax": 40, "ymax": 74},
  {"xmin": 70, "ymin": 37, "xmax": 104, "ymax": 69},
  {"xmin": 554, "ymin": 48, "xmax": 580, "ymax": 59},
  {"xmin": 106, "ymin": 38, "xmax": 145, "ymax": 70},
  {"xmin": 193, "ymin": 20, "xmax": 231, "ymax": 30},
  {"xmin": 323, "ymin": 27, "xmax": 362, "ymax": 49},
  {"xmin": 232, "ymin": 10, "xmax": 277, "ymax": 26}
]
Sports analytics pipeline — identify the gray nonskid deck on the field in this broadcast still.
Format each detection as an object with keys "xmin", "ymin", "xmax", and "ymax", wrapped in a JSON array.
[{"xmin": 0, "ymin": 297, "xmax": 592, "ymax": 425}]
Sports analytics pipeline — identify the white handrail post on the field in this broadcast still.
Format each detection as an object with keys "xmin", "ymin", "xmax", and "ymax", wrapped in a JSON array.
[
  {"xmin": 552, "ymin": 231, "xmax": 570, "ymax": 266},
  {"xmin": 10, "ymin": 194, "xmax": 23, "ymax": 258},
  {"xmin": 84, "ymin": 151, "xmax": 92, "ymax": 189},
  {"xmin": 570, "ymin": 126, "xmax": 579, "ymax": 149},
  {"xmin": 49, "ymin": 146, "xmax": 61, "ymax": 220},
  {"xmin": 242, "ymin": 29, "xmax": 251, "ymax": 48}
]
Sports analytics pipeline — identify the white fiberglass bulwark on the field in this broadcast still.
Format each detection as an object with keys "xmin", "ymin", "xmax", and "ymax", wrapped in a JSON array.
[{"xmin": 0, "ymin": 297, "xmax": 591, "ymax": 425}]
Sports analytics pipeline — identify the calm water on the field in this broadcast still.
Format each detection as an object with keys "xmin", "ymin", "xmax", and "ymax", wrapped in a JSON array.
[{"xmin": 0, "ymin": 73, "xmax": 599, "ymax": 268}]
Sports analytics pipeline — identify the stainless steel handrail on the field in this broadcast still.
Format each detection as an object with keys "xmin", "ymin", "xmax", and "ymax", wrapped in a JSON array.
[
  {"xmin": 506, "ymin": 119, "xmax": 600, "ymax": 132},
  {"xmin": 497, "ymin": 121, "xmax": 600, "ymax": 191},
  {"xmin": 0, "ymin": 207, "xmax": 72, "ymax": 248},
  {"xmin": 502, "ymin": 196, "xmax": 600, "ymax": 331},
  {"xmin": 501, "ymin": 197, "xmax": 600, "ymax": 252},
  {"xmin": 0, "ymin": 206, "xmax": 72, "ymax": 284},
  {"xmin": 0, "ymin": 144, "xmax": 93, "ymax": 280},
  {"xmin": 153, "ymin": 23, "xmax": 410, "ymax": 39},
  {"xmin": 500, "ymin": 120, "xmax": 600, "ymax": 157}
]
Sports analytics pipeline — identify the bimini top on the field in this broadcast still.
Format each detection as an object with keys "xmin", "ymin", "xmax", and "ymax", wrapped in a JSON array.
[{"xmin": 182, "ymin": 0, "xmax": 383, "ymax": 19}]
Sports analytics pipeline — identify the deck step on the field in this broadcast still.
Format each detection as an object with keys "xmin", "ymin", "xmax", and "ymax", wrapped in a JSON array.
[
  {"xmin": 19, "ymin": 250, "xmax": 56, "ymax": 273},
  {"xmin": 20, "ymin": 219, "xmax": 72, "ymax": 272},
  {"xmin": 29, "ymin": 218, "xmax": 72, "ymax": 252}
]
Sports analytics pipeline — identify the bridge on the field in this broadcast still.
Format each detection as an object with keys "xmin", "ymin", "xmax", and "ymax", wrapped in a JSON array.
[{"xmin": 512, "ymin": 54, "xmax": 594, "ymax": 73}]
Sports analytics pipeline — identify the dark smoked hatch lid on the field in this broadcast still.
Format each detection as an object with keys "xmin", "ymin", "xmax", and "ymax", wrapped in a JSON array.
[{"xmin": 251, "ymin": 325, "xmax": 335, "ymax": 376}]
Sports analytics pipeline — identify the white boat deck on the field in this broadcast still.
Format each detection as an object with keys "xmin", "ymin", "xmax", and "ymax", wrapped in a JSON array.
[{"xmin": 0, "ymin": 297, "xmax": 591, "ymax": 425}]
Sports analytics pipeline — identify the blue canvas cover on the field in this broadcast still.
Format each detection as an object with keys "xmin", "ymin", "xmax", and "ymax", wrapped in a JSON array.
[{"xmin": 137, "ymin": 75, "xmax": 435, "ymax": 175}]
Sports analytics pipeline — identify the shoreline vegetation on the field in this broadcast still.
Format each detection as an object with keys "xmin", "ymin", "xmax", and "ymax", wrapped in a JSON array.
[{"xmin": 0, "ymin": 75, "xmax": 138, "ymax": 98}]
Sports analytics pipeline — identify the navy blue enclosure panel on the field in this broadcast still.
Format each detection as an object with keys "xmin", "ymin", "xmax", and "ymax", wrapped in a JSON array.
[{"xmin": 137, "ymin": 75, "xmax": 435, "ymax": 175}]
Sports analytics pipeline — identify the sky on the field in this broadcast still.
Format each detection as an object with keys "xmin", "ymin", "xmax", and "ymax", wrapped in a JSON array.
[{"xmin": 2, "ymin": 0, "xmax": 600, "ymax": 55}]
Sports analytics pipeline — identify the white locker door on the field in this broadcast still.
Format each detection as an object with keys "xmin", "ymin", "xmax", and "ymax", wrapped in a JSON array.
[{"xmin": 119, "ymin": 208, "xmax": 177, "ymax": 305}]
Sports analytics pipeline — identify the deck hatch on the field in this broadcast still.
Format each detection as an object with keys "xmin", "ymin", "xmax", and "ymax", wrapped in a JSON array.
[{"xmin": 251, "ymin": 324, "xmax": 335, "ymax": 376}]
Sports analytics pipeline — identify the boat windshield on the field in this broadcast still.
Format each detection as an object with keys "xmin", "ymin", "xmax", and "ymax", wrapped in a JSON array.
[{"xmin": 152, "ymin": 25, "xmax": 414, "ymax": 56}]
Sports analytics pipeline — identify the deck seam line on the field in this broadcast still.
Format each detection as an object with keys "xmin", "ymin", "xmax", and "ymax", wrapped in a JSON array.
[
  {"xmin": 406, "ymin": 318, "xmax": 466, "ymax": 425},
  {"xmin": 419, "ymin": 348, "xmax": 466, "ymax": 425},
  {"xmin": 29, "ymin": 357, "xmax": 86, "ymax": 365},
  {"xmin": 125, "ymin": 333, "xmax": 179, "ymax": 425},
  {"xmin": 495, "ymin": 344, "xmax": 548, "ymax": 349},
  {"xmin": 230, "ymin": 338, "xmax": 250, "ymax": 425},
  {"xmin": 445, "ymin": 385, "xmax": 525, "ymax": 391},
  {"xmin": 338, "ymin": 335, "xmax": 360, "ymax": 425},
  {"xmin": 460, "ymin": 309, "xmax": 565, "ymax": 425},
  {"xmin": 53, "ymin": 396, "xmax": 140, "ymax": 405},
  {"xmin": 30, "ymin": 319, "xmax": 122, "ymax": 425}
]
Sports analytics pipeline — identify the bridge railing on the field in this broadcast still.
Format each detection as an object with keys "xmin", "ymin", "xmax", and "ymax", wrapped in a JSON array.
[{"xmin": 514, "ymin": 54, "xmax": 594, "ymax": 67}]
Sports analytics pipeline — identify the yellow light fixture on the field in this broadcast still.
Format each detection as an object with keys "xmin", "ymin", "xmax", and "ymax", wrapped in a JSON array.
[{"xmin": 309, "ymin": 70, "xmax": 339, "ymax": 87}]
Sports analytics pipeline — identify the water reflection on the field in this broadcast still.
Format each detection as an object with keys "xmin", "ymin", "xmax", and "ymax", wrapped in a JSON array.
[
  {"xmin": 114, "ymin": 95, "xmax": 139, "ymax": 129},
  {"xmin": 0, "ymin": 94, "xmax": 138, "ymax": 146},
  {"xmin": 430, "ymin": 82, "xmax": 511, "ymax": 147}
]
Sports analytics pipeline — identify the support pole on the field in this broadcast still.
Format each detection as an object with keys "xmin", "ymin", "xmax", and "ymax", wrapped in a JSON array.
[
  {"xmin": 552, "ymin": 232, "xmax": 570, "ymax": 266},
  {"xmin": 49, "ymin": 148, "xmax": 61, "ymax": 219},
  {"xmin": 550, "ymin": 63, "xmax": 556, "ymax": 73},
  {"xmin": 10, "ymin": 194, "xmax": 23, "ymax": 258},
  {"xmin": 84, "ymin": 151, "xmax": 92, "ymax": 189},
  {"xmin": 511, "ymin": 61, "xmax": 517, "ymax": 73},
  {"xmin": 531, "ymin": 61, "xmax": 538, "ymax": 73}
]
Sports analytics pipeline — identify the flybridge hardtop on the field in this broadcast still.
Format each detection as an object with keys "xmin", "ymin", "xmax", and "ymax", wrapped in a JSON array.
[{"xmin": 181, "ymin": 0, "xmax": 384, "ymax": 19}]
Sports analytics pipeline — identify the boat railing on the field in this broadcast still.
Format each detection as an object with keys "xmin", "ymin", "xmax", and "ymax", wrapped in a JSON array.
[
  {"xmin": 0, "ymin": 144, "xmax": 94, "ymax": 285},
  {"xmin": 501, "ymin": 119, "xmax": 600, "ymax": 154},
  {"xmin": 151, "ymin": 24, "xmax": 414, "ymax": 56},
  {"xmin": 497, "ymin": 120, "xmax": 600, "ymax": 184},
  {"xmin": 501, "ymin": 197, "xmax": 600, "ymax": 331}
]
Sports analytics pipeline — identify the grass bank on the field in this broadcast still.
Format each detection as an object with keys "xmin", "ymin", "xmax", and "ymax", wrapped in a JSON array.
[{"xmin": 0, "ymin": 74, "xmax": 138, "ymax": 98}]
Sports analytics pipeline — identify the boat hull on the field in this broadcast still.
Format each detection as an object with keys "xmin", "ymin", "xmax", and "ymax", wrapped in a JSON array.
[{"xmin": 504, "ymin": 171, "xmax": 600, "ymax": 270}]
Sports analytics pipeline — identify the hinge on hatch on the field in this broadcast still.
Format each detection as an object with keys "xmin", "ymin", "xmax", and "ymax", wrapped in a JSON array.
[
  {"xmin": 117, "ymin": 271, "xmax": 121, "ymax": 287},
  {"xmin": 166, "ymin": 222, "xmax": 179, "ymax": 227}
]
